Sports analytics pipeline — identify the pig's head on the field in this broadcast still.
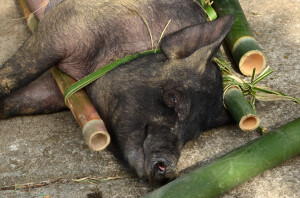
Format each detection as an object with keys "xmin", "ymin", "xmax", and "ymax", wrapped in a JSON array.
[{"xmin": 91, "ymin": 15, "xmax": 234, "ymax": 184}]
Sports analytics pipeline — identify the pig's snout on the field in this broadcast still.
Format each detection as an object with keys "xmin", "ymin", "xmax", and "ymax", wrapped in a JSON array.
[
  {"xmin": 142, "ymin": 125, "xmax": 180, "ymax": 184},
  {"xmin": 149, "ymin": 157, "xmax": 178, "ymax": 184}
]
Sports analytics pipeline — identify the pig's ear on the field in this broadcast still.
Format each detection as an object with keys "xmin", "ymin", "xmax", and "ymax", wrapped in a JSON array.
[{"xmin": 161, "ymin": 15, "xmax": 234, "ymax": 61}]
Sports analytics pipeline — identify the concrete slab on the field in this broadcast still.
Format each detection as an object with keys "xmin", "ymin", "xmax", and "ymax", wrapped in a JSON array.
[{"xmin": 0, "ymin": 0, "xmax": 299, "ymax": 197}]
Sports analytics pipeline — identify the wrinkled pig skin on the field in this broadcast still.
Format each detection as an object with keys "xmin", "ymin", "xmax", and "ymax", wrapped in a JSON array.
[{"xmin": 0, "ymin": 0, "xmax": 234, "ymax": 184}]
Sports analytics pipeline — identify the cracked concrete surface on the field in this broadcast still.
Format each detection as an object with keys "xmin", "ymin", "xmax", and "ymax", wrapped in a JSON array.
[{"xmin": 0, "ymin": 0, "xmax": 299, "ymax": 197}]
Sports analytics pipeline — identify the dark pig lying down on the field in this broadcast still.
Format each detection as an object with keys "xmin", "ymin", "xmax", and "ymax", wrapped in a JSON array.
[{"xmin": 0, "ymin": 0, "xmax": 234, "ymax": 184}]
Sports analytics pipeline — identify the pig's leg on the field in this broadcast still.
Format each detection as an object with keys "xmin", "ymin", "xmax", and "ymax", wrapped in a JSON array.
[
  {"xmin": 0, "ymin": 25, "xmax": 64, "ymax": 99},
  {"xmin": 0, "ymin": 71, "xmax": 66, "ymax": 119},
  {"xmin": 0, "ymin": 1, "xmax": 67, "ymax": 100},
  {"xmin": 0, "ymin": 0, "xmax": 68, "ymax": 118}
]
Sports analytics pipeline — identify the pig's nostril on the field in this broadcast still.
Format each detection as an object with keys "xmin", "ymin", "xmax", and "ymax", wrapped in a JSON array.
[
  {"xmin": 152, "ymin": 159, "xmax": 167, "ymax": 176},
  {"xmin": 158, "ymin": 162, "xmax": 166, "ymax": 172}
]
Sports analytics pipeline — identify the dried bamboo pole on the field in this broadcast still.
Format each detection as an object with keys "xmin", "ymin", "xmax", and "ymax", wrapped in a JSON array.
[
  {"xmin": 18, "ymin": 0, "xmax": 110, "ymax": 151},
  {"xmin": 51, "ymin": 68, "xmax": 110, "ymax": 151},
  {"xmin": 213, "ymin": 0, "xmax": 267, "ymax": 76}
]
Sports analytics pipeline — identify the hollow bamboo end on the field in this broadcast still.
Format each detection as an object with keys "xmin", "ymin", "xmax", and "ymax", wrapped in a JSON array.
[
  {"xmin": 239, "ymin": 50, "xmax": 266, "ymax": 76},
  {"xmin": 239, "ymin": 114, "xmax": 260, "ymax": 131},
  {"xmin": 82, "ymin": 119, "xmax": 111, "ymax": 151},
  {"xmin": 88, "ymin": 131, "xmax": 111, "ymax": 151}
]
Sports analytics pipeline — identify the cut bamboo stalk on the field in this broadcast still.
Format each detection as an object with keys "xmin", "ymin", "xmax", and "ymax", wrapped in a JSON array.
[
  {"xmin": 18, "ymin": 0, "xmax": 110, "ymax": 151},
  {"xmin": 144, "ymin": 117, "xmax": 300, "ymax": 198},
  {"xmin": 51, "ymin": 67, "xmax": 110, "ymax": 151},
  {"xmin": 224, "ymin": 86, "xmax": 260, "ymax": 131},
  {"xmin": 213, "ymin": 0, "xmax": 266, "ymax": 76}
]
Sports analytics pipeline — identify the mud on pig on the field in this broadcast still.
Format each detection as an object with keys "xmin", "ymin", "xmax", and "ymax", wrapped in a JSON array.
[{"xmin": 0, "ymin": 0, "xmax": 233, "ymax": 184}]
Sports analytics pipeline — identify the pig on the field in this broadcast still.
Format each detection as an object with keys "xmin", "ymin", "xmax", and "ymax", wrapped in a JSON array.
[{"xmin": 0, "ymin": 0, "xmax": 233, "ymax": 184}]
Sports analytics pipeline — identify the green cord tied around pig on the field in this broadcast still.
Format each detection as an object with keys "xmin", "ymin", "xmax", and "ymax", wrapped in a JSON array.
[
  {"xmin": 194, "ymin": 0, "xmax": 217, "ymax": 21},
  {"xmin": 63, "ymin": 49, "xmax": 162, "ymax": 105}
]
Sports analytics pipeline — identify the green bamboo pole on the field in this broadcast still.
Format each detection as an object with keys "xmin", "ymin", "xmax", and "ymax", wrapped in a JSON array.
[
  {"xmin": 213, "ymin": 0, "xmax": 266, "ymax": 76},
  {"xmin": 224, "ymin": 86, "xmax": 259, "ymax": 131},
  {"xmin": 18, "ymin": 0, "xmax": 110, "ymax": 151},
  {"xmin": 144, "ymin": 117, "xmax": 300, "ymax": 198}
]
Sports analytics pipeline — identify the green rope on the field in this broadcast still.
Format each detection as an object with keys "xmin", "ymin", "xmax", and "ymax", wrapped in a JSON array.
[
  {"xmin": 195, "ymin": 0, "xmax": 217, "ymax": 21},
  {"xmin": 64, "ymin": 49, "xmax": 162, "ymax": 105}
]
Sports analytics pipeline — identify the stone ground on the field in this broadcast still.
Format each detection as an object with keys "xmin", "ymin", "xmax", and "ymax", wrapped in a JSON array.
[{"xmin": 0, "ymin": 0, "xmax": 299, "ymax": 197}]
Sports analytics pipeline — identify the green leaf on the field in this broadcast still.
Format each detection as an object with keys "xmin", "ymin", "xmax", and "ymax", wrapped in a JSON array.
[
  {"xmin": 64, "ymin": 49, "xmax": 162, "ymax": 105},
  {"xmin": 213, "ymin": 56, "xmax": 300, "ymax": 107},
  {"xmin": 195, "ymin": 0, "xmax": 217, "ymax": 21}
]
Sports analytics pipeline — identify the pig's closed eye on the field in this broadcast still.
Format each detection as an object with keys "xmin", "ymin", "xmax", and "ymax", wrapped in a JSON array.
[
  {"xmin": 163, "ymin": 90, "xmax": 183, "ymax": 108},
  {"xmin": 171, "ymin": 95, "xmax": 178, "ymax": 104}
]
